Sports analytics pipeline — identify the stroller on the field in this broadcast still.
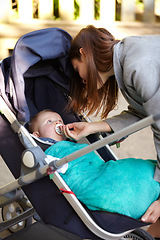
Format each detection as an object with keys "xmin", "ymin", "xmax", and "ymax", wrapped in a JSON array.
[{"xmin": 0, "ymin": 27, "xmax": 157, "ymax": 240}]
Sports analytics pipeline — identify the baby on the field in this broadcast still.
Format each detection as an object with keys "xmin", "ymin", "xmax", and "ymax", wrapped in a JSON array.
[
  {"xmin": 28, "ymin": 109, "xmax": 66, "ymax": 143},
  {"xmin": 28, "ymin": 110, "xmax": 160, "ymax": 220}
]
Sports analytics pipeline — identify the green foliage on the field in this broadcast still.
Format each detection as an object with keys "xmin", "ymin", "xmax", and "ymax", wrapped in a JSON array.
[
  {"xmin": 136, "ymin": 0, "xmax": 144, "ymax": 11},
  {"xmin": 74, "ymin": 0, "xmax": 80, "ymax": 19},
  {"xmin": 116, "ymin": 0, "xmax": 121, "ymax": 21},
  {"xmin": 12, "ymin": 0, "xmax": 148, "ymax": 21},
  {"xmin": 95, "ymin": 0, "xmax": 100, "ymax": 20},
  {"xmin": 54, "ymin": 0, "xmax": 59, "ymax": 18},
  {"xmin": 54, "ymin": 0, "xmax": 79, "ymax": 20},
  {"xmin": 74, "ymin": 0, "xmax": 100, "ymax": 20}
]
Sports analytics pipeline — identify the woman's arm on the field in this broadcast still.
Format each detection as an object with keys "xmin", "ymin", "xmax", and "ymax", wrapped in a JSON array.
[{"xmin": 106, "ymin": 108, "xmax": 142, "ymax": 133}]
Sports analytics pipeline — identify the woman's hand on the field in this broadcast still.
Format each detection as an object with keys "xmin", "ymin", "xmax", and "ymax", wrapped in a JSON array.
[
  {"xmin": 62, "ymin": 122, "xmax": 90, "ymax": 141},
  {"xmin": 141, "ymin": 199, "xmax": 160, "ymax": 223},
  {"xmin": 61, "ymin": 121, "xmax": 111, "ymax": 141}
]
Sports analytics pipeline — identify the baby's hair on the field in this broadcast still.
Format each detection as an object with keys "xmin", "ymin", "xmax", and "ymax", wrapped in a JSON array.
[{"xmin": 28, "ymin": 109, "xmax": 55, "ymax": 133}]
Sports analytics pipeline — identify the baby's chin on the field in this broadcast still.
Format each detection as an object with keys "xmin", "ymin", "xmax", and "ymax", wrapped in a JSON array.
[
  {"xmin": 55, "ymin": 134, "xmax": 66, "ymax": 142},
  {"xmin": 60, "ymin": 136, "xmax": 67, "ymax": 141}
]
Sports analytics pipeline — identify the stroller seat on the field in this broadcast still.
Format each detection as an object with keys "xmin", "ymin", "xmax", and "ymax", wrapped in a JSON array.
[{"xmin": 0, "ymin": 27, "xmax": 155, "ymax": 240}]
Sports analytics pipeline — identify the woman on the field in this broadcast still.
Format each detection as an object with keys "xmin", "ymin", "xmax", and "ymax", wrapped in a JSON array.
[{"xmin": 62, "ymin": 25, "xmax": 160, "ymax": 224}]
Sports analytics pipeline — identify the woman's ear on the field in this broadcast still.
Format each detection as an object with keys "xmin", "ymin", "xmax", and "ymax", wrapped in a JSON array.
[
  {"xmin": 32, "ymin": 131, "xmax": 40, "ymax": 138},
  {"xmin": 79, "ymin": 48, "xmax": 86, "ymax": 62},
  {"xmin": 79, "ymin": 48, "xmax": 85, "ymax": 57}
]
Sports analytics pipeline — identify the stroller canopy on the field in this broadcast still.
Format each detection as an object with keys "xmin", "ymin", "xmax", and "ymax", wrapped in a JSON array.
[{"xmin": 0, "ymin": 27, "xmax": 72, "ymax": 123}]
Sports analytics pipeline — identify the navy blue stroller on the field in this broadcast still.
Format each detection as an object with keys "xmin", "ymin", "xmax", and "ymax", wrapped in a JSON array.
[{"xmin": 0, "ymin": 27, "xmax": 156, "ymax": 240}]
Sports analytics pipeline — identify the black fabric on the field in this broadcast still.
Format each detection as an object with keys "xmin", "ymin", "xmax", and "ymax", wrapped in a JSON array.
[
  {"xmin": 25, "ymin": 75, "xmax": 76, "ymax": 123},
  {"xmin": 87, "ymin": 134, "xmax": 117, "ymax": 162},
  {"xmin": 90, "ymin": 211, "xmax": 149, "ymax": 234},
  {"xmin": 4, "ymin": 222, "xmax": 82, "ymax": 240},
  {"xmin": 22, "ymin": 177, "xmax": 103, "ymax": 239},
  {"xmin": 0, "ymin": 115, "xmax": 24, "ymax": 179}
]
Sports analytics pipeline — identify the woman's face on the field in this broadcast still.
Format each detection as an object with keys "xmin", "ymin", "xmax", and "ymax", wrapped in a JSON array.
[
  {"xmin": 71, "ymin": 56, "xmax": 87, "ymax": 84},
  {"xmin": 72, "ymin": 58, "xmax": 103, "ymax": 89}
]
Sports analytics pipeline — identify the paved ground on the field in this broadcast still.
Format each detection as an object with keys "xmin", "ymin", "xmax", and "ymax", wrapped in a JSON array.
[{"xmin": 0, "ymin": 20, "xmax": 159, "ymax": 238}]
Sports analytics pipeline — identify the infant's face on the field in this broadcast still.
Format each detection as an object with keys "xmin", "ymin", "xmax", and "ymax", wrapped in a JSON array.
[{"xmin": 35, "ymin": 111, "xmax": 66, "ymax": 141}]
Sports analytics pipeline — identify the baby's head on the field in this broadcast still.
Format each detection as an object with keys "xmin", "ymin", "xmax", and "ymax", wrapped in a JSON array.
[{"xmin": 28, "ymin": 110, "xmax": 66, "ymax": 141}]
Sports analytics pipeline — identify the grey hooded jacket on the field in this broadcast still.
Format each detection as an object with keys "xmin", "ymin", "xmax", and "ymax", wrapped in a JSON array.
[{"xmin": 106, "ymin": 35, "xmax": 160, "ymax": 182}]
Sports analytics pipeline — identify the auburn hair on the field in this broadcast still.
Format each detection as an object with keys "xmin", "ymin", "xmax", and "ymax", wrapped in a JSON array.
[{"xmin": 69, "ymin": 25, "xmax": 120, "ymax": 119}]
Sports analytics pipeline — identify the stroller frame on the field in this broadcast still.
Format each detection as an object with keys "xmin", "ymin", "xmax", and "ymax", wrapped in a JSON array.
[
  {"xmin": 0, "ymin": 27, "xmax": 158, "ymax": 240},
  {"xmin": 0, "ymin": 94, "xmax": 132, "ymax": 240},
  {"xmin": 0, "ymin": 94, "xmax": 158, "ymax": 240}
]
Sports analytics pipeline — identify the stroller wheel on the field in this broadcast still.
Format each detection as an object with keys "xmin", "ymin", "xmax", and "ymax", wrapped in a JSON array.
[
  {"xmin": 124, "ymin": 228, "xmax": 155, "ymax": 240},
  {"xmin": 2, "ymin": 199, "xmax": 32, "ymax": 233}
]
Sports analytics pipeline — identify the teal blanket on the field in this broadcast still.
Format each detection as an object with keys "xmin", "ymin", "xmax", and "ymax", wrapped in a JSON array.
[{"xmin": 45, "ymin": 141, "xmax": 160, "ymax": 219}]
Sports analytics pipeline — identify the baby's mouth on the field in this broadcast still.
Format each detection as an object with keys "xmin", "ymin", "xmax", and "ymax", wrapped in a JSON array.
[{"xmin": 55, "ymin": 123, "xmax": 63, "ymax": 135}]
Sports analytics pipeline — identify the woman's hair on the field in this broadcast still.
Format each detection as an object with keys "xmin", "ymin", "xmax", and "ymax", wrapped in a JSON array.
[{"xmin": 69, "ymin": 25, "xmax": 120, "ymax": 119}]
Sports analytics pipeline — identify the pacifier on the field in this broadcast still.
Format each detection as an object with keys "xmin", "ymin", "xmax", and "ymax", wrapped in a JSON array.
[{"xmin": 55, "ymin": 123, "xmax": 63, "ymax": 135}]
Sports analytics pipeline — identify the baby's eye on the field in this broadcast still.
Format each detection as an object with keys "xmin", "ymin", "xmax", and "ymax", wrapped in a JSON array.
[{"xmin": 47, "ymin": 120, "xmax": 52, "ymax": 124}]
